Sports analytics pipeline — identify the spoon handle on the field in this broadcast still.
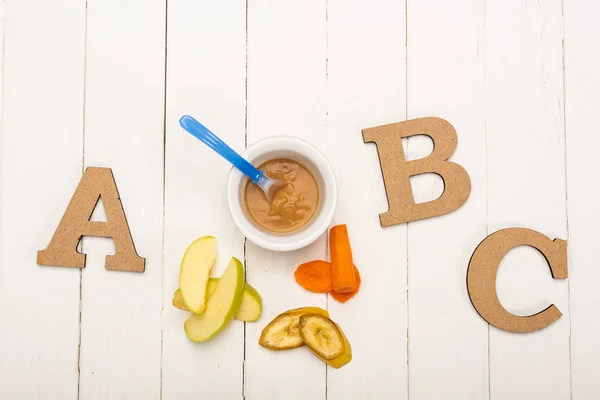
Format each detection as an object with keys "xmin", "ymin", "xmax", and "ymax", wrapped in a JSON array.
[{"xmin": 179, "ymin": 115, "xmax": 263, "ymax": 183}]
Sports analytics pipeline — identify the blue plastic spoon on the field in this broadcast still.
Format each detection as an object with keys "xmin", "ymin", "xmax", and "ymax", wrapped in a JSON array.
[{"xmin": 179, "ymin": 115, "xmax": 286, "ymax": 201}]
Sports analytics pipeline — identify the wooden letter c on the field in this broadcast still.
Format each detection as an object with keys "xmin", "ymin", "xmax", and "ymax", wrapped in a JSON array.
[{"xmin": 466, "ymin": 228, "xmax": 567, "ymax": 333}]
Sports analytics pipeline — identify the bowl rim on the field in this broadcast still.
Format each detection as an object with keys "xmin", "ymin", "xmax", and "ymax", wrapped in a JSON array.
[{"xmin": 226, "ymin": 135, "xmax": 337, "ymax": 252}]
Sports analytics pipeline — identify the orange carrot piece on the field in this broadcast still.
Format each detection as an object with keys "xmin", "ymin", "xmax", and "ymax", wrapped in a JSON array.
[
  {"xmin": 330, "ymin": 265, "xmax": 361, "ymax": 303},
  {"xmin": 294, "ymin": 260, "xmax": 333, "ymax": 293},
  {"xmin": 330, "ymin": 224, "xmax": 357, "ymax": 293}
]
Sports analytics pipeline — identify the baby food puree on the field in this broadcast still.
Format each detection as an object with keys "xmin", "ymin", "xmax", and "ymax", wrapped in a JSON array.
[{"xmin": 244, "ymin": 158, "xmax": 319, "ymax": 233}]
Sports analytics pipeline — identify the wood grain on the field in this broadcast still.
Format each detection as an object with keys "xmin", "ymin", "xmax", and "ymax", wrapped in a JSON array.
[
  {"xmin": 327, "ymin": 0, "xmax": 408, "ymax": 398},
  {"xmin": 162, "ymin": 1, "xmax": 246, "ymax": 399},
  {"xmin": 406, "ymin": 0, "xmax": 489, "ymax": 397},
  {"xmin": 0, "ymin": 0, "xmax": 594, "ymax": 398},
  {"xmin": 244, "ymin": 1, "xmax": 328, "ymax": 398},
  {"xmin": 486, "ymin": 0, "xmax": 570, "ymax": 398},
  {"xmin": 78, "ymin": 0, "xmax": 166, "ymax": 398},
  {"xmin": 565, "ymin": 0, "xmax": 600, "ymax": 398},
  {"xmin": 0, "ymin": 0, "xmax": 85, "ymax": 398}
]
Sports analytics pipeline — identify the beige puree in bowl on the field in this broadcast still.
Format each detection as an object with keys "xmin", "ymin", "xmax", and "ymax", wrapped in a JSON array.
[{"xmin": 244, "ymin": 158, "xmax": 319, "ymax": 233}]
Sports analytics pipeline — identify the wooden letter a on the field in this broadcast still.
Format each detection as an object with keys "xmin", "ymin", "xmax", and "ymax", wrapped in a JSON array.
[
  {"xmin": 363, "ymin": 117, "xmax": 471, "ymax": 227},
  {"xmin": 37, "ymin": 167, "xmax": 145, "ymax": 272}
]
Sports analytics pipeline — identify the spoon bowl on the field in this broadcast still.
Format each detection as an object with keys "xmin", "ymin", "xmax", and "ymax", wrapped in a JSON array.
[{"xmin": 257, "ymin": 174, "xmax": 288, "ymax": 203}]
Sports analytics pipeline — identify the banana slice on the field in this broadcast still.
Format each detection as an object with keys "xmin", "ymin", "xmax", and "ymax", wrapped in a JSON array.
[
  {"xmin": 283, "ymin": 307, "xmax": 330, "ymax": 318},
  {"xmin": 325, "ymin": 322, "xmax": 352, "ymax": 368},
  {"xmin": 259, "ymin": 312, "xmax": 305, "ymax": 350},
  {"xmin": 299, "ymin": 313, "xmax": 345, "ymax": 360},
  {"xmin": 258, "ymin": 307, "xmax": 329, "ymax": 350}
]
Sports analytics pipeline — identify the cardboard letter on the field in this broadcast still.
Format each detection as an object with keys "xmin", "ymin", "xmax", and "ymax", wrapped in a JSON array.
[
  {"xmin": 466, "ymin": 228, "xmax": 567, "ymax": 333},
  {"xmin": 37, "ymin": 167, "xmax": 145, "ymax": 272},
  {"xmin": 362, "ymin": 117, "xmax": 471, "ymax": 227}
]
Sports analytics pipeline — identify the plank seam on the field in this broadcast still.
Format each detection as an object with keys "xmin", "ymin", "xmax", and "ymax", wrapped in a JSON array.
[
  {"xmin": 76, "ymin": 1, "xmax": 89, "ymax": 398},
  {"xmin": 481, "ymin": 0, "xmax": 491, "ymax": 398},
  {"xmin": 560, "ymin": 0, "xmax": 573, "ymax": 398},
  {"xmin": 324, "ymin": 0, "xmax": 330, "ymax": 398},
  {"xmin": 0, "ymin": 0, "xmax": 5, "ymax": 163},
  {"xmin": 404, "ymin": 1, "xmax": 410, "ymax": 399},
  {"xmin": 159, "ymin": 0, "xmax": 169, "ymax": 399},
  {"xmin": 242, "ymin": 1, "xmax": 249, "ymax": 398},
  {"xmin": 482, "ymin": 0, "xmax": 491, "ymax": 398}
]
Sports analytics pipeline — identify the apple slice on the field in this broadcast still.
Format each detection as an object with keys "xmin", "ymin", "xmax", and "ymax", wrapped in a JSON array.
[
  {"xmin": 172, "ymin": 279, "xmax": 262, "ymax": 322},
  {"xmin": 184, "ymin": 257, "xmax": 245, "ymax": 342},
  {"xmin": 172, "ymin": 289, "xmax": 187, "ymax": 310},
  {"xmin": 179, "ymin": 236, "xmax": 217, "ymax": 314},
  {"xmin": 234, "ymin": 283, "xmax": 262, "ymax": 322}
]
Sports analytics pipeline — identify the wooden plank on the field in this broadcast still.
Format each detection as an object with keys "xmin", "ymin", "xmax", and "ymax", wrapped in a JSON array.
[
  {"xmin": 0, "ymin": 1, "xmax": 4, "ymax": 161},
  {"xmin": 244, "ymin": 1, "xmax": 328, "ymax": 399},
  {"xmin": 326, "ymin": 0, "xmax": 407, "ymax": 398},
  {"xmin": 406, "ymin": 0, "xmax": 489, "ymax": 398},
  {"xmin": 161, "ymin": 1, "xmax": 246, "ymax": 398},
  {"xmin": 485, "ymin": 0, "xmax": 570, "ymax": 398},
  {"xmin": 564, "ymin": 0, "xmax": 600, "ymax": 398},
  {"xmin": 0, "ymin": 0, "xmax": 85, "ymax": 398},
  {"xmin": 78, "ymin": 0, "xmax": 165, "ymax": 398}
]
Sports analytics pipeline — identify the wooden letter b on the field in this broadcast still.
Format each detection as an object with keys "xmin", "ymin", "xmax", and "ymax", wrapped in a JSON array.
[{"xmin": 362, "ymin": 117, "xmax": 471, "ymax": 227}]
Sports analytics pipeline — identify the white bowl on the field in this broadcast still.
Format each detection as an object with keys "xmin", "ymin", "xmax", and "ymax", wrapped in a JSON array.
[{"xmin": 227, "ymin": 136, "xmax": 337, "ymax": 252}]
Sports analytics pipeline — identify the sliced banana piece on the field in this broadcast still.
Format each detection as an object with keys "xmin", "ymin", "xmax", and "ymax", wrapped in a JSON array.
[
  {"xmin": 321, "ymin": 322, "xmax": 352, "ymax": 369},
  {"xmin": 284, "ymin": 307, "xmax": 330, "ymax": 318},
  {"xmin": 299, "ymin": 313, "xmax": 345, "ymax": 360},
  {"xmin": 259, "ymin": 312, "xmax": 305, "ymax": 350},
  {"xmin": 258, "ymin": 307, "xmax": 329, "ymax": 350}
]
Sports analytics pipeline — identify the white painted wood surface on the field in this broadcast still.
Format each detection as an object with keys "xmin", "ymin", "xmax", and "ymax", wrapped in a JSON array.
[
  {"xmin": 0, "ymin": 0, "xmax": 84, "ymax": 398},
  {"xmin": 565, "ymin": 0, "xmax": 600, "ymax": 398},
  {"xmin": 79, "ymin": 0, "xmax": 165, "ymax": 398},
  {"xmin": 0, "ymin": 0, "xmax": 598, "ymax": 399},
  {"xmin": 162, "ymin": 1, "xmax": 245, "ymax": 399},
  {"xmin": 327, "ymin": 1, "xmax": 407, "ymax": 398},
  {"xmin": 486, "ymin": 1, "xmax": 570, "ymax": 399},
  {"xmin": 245, "ymin": 1, "xmax": 328, "ymax": 399},
  {"xmin": 406, "ymin": 0, "xmax": 488, "ymax": 398}
]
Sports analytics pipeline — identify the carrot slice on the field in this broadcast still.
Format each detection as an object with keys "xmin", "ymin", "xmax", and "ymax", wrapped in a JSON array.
[
  {"xmin": 294, "ymin": 260, "xmax": 333, "ymax": 293},
  {"xmin": 330, "ymin": 265, "xmax": 361, "ymax": 303},
  {"xmin": 330, "ymin": 224, "xmax": 357, "ymax": 293}
]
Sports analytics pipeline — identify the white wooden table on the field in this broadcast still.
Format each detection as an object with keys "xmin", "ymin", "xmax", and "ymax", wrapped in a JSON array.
[{"xmin": 0, "ymin": 0, "xmax": 597, "ymax": 399}]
